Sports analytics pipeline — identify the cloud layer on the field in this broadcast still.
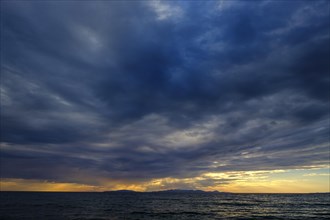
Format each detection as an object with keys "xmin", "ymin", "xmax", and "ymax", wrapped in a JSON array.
[{"xmin": 1, "ymin": 0, "xmax": 329, "ymax": 189}]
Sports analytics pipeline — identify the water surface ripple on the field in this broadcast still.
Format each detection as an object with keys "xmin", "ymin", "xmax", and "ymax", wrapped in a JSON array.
[{"xmin": 1, "ymin": 192, "xmax": 329, "ymax": 220}]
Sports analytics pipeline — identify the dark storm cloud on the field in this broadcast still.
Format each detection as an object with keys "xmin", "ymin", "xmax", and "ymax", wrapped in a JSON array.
[{"xmin": 1, "ymin": 0, "xmax": 329, "ymax": 185}]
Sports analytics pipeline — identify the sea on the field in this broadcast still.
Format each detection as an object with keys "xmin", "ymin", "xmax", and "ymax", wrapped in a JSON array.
[{"xmin": 1, "ymin": 192, "xmax": 329, "ymax": 220}]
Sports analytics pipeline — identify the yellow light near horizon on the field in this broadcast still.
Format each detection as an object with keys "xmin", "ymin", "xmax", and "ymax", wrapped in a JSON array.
[
  {"xmin": 1, "ymin": 168, "xmax": 329, "ymax": 193},
  {"xmin": 214, "ymin": 179, "xmax": 329, "ymax": 193},
  {"xmin": 0, "ymin": 179, "xmax": 101, "ymax": 192}
]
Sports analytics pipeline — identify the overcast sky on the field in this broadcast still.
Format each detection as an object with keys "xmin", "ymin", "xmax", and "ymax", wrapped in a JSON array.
[{"xmin": 1, "ymin": 0, "xmax": 329, "ymax": 192}]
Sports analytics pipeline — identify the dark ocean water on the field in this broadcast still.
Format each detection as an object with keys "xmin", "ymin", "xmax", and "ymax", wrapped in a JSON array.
[{"xmin": 1, "ymin": 192, "xmax": 329, "ymax": 220}]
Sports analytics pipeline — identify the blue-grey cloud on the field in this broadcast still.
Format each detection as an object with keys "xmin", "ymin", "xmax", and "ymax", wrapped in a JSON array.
[{"xmin": 1, "ymin": 0, "xmax": 329, "ymax": 185}]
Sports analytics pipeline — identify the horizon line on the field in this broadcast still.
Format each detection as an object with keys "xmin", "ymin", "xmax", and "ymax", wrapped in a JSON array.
[{"xmin": 1, "ymin": 190, "xmax": 329, "ymax": 194}]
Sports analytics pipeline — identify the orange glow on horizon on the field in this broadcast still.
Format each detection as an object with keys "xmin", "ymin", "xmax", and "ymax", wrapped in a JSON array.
[{"xmin": 1, "ymin": 168, "xmax": 329, "ymax": 193}]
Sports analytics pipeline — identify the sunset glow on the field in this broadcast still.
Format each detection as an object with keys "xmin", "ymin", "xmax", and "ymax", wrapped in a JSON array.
[{"xmin": 1, "ymin": 0, "xmax": 329, "ymax": 194}]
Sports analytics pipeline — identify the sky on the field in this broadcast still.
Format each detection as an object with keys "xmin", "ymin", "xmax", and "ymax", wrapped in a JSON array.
[{"xmin": 0, "ymin": 0, "xmax": 329, "ymax": 193}]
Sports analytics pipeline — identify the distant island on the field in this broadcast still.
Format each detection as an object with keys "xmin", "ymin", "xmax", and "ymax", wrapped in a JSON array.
[{"xmin": 103, "ymin": 189, "xmax": 230, "ymax": 194}]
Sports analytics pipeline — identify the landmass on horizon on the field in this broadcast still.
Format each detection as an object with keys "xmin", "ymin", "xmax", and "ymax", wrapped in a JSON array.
[{"xmin": 103, "ymin": 189, "xmax": 229, "ymax": 194}]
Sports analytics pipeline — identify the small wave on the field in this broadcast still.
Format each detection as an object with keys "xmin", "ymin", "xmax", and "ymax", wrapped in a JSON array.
[
  {"xmin": 130, "ymin": 211, "xmax": 213, "ymax": 216},
  {"xmin": 212, "ymin": 202, "xmax": 255, "ymax": 206},
  {"xmin": 314, "ymin": 212, "xmax": 330, "ymax": 216}
]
